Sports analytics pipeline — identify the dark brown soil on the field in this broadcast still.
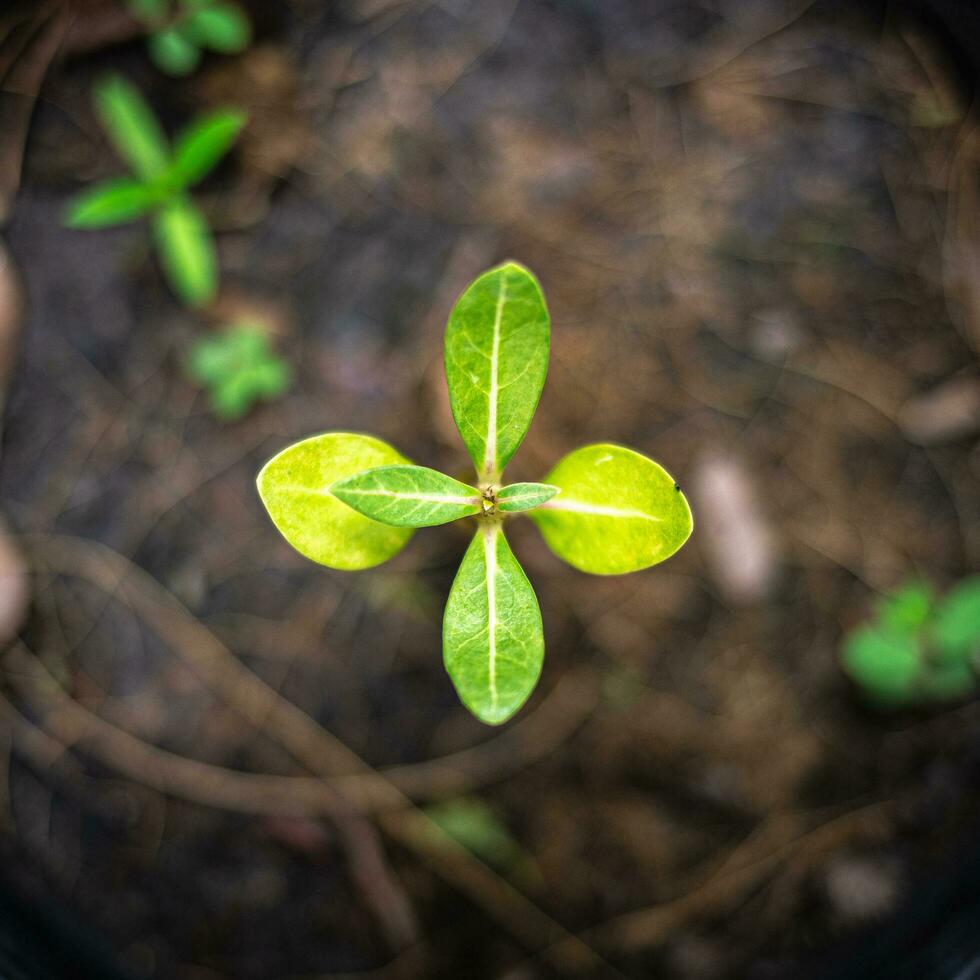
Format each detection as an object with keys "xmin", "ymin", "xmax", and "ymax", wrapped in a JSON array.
[{"xmin": 2, "ymin": 1, "xmax": 980, "ymax": 978}]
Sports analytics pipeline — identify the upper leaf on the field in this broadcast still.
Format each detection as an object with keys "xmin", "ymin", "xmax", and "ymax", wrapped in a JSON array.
[
  {"xmin": 331, "ymin": 465, "xmax": 482, "ymax": 527},
  {"xmin": 930, "ymin": 576, "xmax": 980, "ymax": 666},
  {"xmin": 443, "ymin": 523, "xmax": 544, "ymax": 725},
  {"xmin": 169, "ymin": 109, "xmax": 247, "ymax": 187},
  {"xmin": 444, "ymin": 262, "xmax": 549, "ymax": 482},
  {"xmin": 530, "ymin": 443, "xmax": 693, "ymax": 575},
  {"xmin": 151, "ymin": 197, "xmax": 217, "ymax": 307},
  {"xmin": 65, "ymin": 178, "xmax": 158, "ymax": 228},
  {"xmin": 496, "ymin": 482, "xmax": 559, "ymax": 513},
  {"xmin": 257, "ymin": 433, "xmax": 413, "ymax": 570},
  {"xmin": 94, "ymin": 75, "xmax": 170, "ymax": 180}
]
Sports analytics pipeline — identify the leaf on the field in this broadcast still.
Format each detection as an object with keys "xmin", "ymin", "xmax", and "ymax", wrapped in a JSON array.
[
  {"xmin": 842, "ymin": 627, "xmax": 921, "ymax": 706},
  {"xmin": 424, "ymin": 798, "xmax": 522, "ymax": 869},
  {"xmin": 249, "ymin": 359, "xmax": 291, "ymax": 398},
  {"xmin": 65, "ymin": 178, "xmax": 157, "ymax": 228},
  {"xmin": 148, "ymin": 26, "xmax": 201, "ymax": 76},
  {"xmin": 876, "ymin": 581, "xmax": 932, "ymax": 635},
  {"xmin": 183, "ymin": 3, "xmax": 251, "ymax": 52},
  {"xmin": 530, "ymin": 444, "xmax": 693, "ymax": 575},
  {"xmin": 443, "ymin": 523, "xmax": 544, "ymax": 725},
  {"xmin": 211, "ymin": 373, "xmax": 252, "ymax": 419},
  {"xmin": 495, "ymin": 482, "xmax": 558, "ymax": 513},
  {"xmin": 931, "ymin": 576, "xmax": 980, "ymax": 665},
  {"xmin": 93, "ymin": 75, "xmax": 170, "ymax": 180},
  {"xmin": 169, "ymin": 109, "xmax": 246, "ymax": 187},
  {"xmin": 257, "ymin": 433, "xmax": 414, "ymax": 570},
  {"xmin": 152, "ymin": 197, "xmax": 216, "ymax": 306},
  {"xmin": 188, "ymin": 323, "xmax": 291, "ymax": 419},
  {"xmin": 444, "ymin": 262, "xmax": 549, "ymax": 481},
  {"xmin": 331, "ymin": 466, "xmax": 482, "ymax": 527}
]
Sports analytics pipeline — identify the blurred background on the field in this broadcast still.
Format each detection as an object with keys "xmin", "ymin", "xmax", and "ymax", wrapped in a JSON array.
[{"xmin": 1, "ymin": 0, "xmax": 979, "ymax": 977}]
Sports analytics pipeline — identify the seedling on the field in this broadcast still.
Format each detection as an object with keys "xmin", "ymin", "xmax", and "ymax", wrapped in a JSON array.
[
  {"xmin": 65, "ymin": 75, "xmax": 246, "ymax": 308},
  {"xmin": 126, "ymin": 0, "xmax": 251, "ymax": 76},
  {"xmin": 257, "ymin": 263, "xmax": 693, "ymax": 725},
  {"xmin": 842, "ymin": 578, "xmax": 980, "ymax": 707},
  {"xmin": 187, "ymin": 322, "xmax": 291, "ymax": 419},
  {"xmin": 424, "ymin": 798, "xmax": 524, "ymax": 871}
]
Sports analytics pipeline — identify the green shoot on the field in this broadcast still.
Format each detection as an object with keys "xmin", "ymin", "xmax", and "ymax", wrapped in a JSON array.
[
  {"xmin": 842, "ymin": 577, "xmax": 980, "ymax": 707},
  {"xmin": 187, "ymin": 322, "xmax": 291, "ymax": 419},
  {"xmin": 65, "ymin": 75, "xmax": 246, "ymax": 307},
  {"xmin": 256, "ymin": 263, "xmax": 693, "ymax": 725},
  {"xmin": 126, "ymin": 0, "xmax": 251, "ymax": 76}
]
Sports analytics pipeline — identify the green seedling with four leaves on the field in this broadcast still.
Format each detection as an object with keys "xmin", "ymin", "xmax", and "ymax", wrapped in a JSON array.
[
  {"xmin": 188, "ymin": 322, "xmax": 291, "ymax": 419},
  {"xmin": 127, "ymin": 0, "xmax": 251, "ymax": 76},
  {"xmin": 842, "ymin": 577, "xmax": 980, "ymax": 707},
  {"xmin": 65, "ymin": 75, "xmax": 246, "ymax": 308},
  {"xmin": 256, "ymin": 263, "xmax": 693, "ymax": 725}
]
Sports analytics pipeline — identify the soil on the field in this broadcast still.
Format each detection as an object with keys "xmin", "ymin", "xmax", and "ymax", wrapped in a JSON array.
[{"xmin": 1, "ymin": 0, "xmax": 980, "ymax": 978}]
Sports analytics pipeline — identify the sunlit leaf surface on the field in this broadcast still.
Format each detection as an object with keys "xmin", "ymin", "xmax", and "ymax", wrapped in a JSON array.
[
  {"xmin": 531, "ymin": 443, "xmax": 692, "ymax": 574},
  {"xmin": 257, "ymin": 433, "xmax": 413, "ymax": 570}
]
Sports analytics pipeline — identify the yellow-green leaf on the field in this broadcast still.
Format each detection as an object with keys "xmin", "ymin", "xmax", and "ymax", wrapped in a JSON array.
[
  {"xmin": 530, "ymin": 443, "xmax": 693, "ymax": 575},
  {"xmin": 257, "ymin": 433, "xmax": 413, "ymax": 570},
  {"xmin": 331, "ymin": 465, "xmax": 482, "ymax": 527},
  {"xmin": 444, "ymin": 262, "xmax": 549, "ymax": 482},
  {"xmin": 443, "ymin": 523, "xmax": 544, "ymax": 725}
]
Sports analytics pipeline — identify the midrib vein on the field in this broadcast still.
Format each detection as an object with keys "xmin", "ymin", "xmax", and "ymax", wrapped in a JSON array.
[
  {"xmin": 541, "ymin": 499, "xmax": 663, "ymax": 522},
  {"xmin": 484, "ymin": 525, "xmax": 498, "ymax": 711},
  {"xmin": 484, "ymin": 272, "xmax": 507, "ymax": 478},
  {"xmin": 341, "ymin": 488, "xmax": 480, "ymax": 506}
]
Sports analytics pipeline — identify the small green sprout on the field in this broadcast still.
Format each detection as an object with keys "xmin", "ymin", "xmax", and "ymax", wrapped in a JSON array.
[
  {"xmin": 256, "ymin": 263, "xmax": 693, "ymax": 726},
  {"xmin": 187, "ymin": 322, "xmax": 291, "ymax": 419},
  {"xmin": 65, "ymin": 75, "xmax": 246, "ymax": 308},
  {"xmin": 842, "ymin": 577, "xmax": 980, "ymax": 707},
  {"xmin": 126, "ymin": 0, "xmax": 251, "ymax": 76},
  {"xmin": 424, "ymin": 798, "xmax": 524, "ymax": 871}
]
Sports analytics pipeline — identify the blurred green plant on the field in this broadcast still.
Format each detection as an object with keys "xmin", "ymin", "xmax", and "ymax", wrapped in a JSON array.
[
  {"xmin": 424, "ymin": 798, "xmax": 523, "ymax": 871},
  {"xmin": 126, "ymin": 0, "xmax": 251, "ymax": 76},
  {"xmin": 842, "ymin": 578, "xmax": 980, "ymax": 707},
  {"xmin": 65, "ymin": 75, "xmax": 246, "ymax": 308},
  {"xmin": 187, "ymin": 322, "xmax": 291, "ymax": 419},
  {"xmin": 256, "ymin": 262, "xmax": 693, "ymax": 726}
]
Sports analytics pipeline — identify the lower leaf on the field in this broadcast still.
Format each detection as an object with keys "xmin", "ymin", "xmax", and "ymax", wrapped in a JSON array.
[
  {"xmin": 152, "ymin": 197, "xmax": 217, "ymax": 307},
  {"xmin": 443, "ymin": 523, "xmax": 544, "ymax": 725}
]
